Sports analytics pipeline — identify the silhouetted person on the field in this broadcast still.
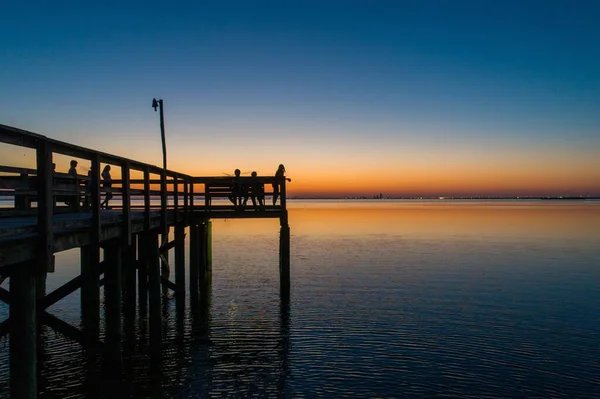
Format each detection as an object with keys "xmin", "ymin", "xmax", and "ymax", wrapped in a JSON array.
[
  {"xmin": 100, "ymin": 165, "xmax": 113, "ymax": 209},
  {"xmin": 244, "ymin": 171, "xmax": 265, "ymax": 209},
  {"xmin": 67, "ymin": 160, "xmax": 79, "ymax": 209},
  {"xmin": 272, "ymin": 164, "xmax": 291, "ymax": 205},
  {"xmin": 229, "ymin": 169, "xmax": 242, "ymax": 207}
]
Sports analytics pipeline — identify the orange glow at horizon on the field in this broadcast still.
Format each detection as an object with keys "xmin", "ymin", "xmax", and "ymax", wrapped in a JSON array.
[{"xmin": 1, "ymin": 131, "xmax": 599, "ymax": 197}]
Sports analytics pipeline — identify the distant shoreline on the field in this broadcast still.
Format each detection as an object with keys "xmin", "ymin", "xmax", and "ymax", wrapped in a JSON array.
[{"xmin": 288, "ymin": 196, "xmax": 600, "ymax": 201}]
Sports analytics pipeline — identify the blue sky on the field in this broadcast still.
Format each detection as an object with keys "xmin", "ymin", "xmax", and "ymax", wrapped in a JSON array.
[{"xmin": 1, "ymin": 1, "xmax": 599, "ymax": 195}]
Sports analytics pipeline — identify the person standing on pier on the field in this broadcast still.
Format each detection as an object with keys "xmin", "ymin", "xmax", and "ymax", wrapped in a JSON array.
[
  {"xmin": 272, "ymin": 164, "xmax": 291, "ymax": 205},
  {"xmin": 66, "ymin": 160, "xmax": 79, "ymax": 209},
  {"xmin": 100, "ymin": 165, "xmax": 113, "ymax": 209},
  {"xmin": 244, "ymin": 171, "xmax": 265, "ymax": 209}
]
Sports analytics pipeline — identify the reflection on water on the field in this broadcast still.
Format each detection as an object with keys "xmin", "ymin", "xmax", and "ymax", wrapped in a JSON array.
[{"xmin": 0, "ymin": 200, "xmax": 599, "ymax": 397}]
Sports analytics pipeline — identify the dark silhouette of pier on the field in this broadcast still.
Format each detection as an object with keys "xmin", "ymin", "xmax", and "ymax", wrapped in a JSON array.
[{"xmin": 0, "ymin": 124, "xmax": 291, "ymax": 398}]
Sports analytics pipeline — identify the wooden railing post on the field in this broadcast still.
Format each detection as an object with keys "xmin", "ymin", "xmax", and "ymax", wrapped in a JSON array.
[
  {"xmin": 189, "ymin": 180, "xmax": 195, "ymax": 220},
  {"xmin": 122, "ymin": 161, "xmax": 131, "ymax": 245},
  {"xmin": 183, "ymin": 176, "xmax": 189, "ymax": 225},
  {"xmin": 173, "ymin": 174, "xmax": 179, "ymax": 222},
  {"xmin": 143, "ymin": 166, "xmax": 150, "ymax": 231},
  {"xmin": 280, "ymin": 177, "xmax": 287, "ymax": 210},
  {"xmin": 160, "ymin": 170, "xmax": 167, "ymax": 232},
  {"xmin": 36, "ymin": 140, "xmax": 54, "ymax": 273}
]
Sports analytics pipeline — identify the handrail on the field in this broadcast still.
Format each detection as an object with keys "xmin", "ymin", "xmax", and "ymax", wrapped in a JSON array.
[{"xmin": 0, "ymin": 124, "xmax": 287, "ymax": 222}]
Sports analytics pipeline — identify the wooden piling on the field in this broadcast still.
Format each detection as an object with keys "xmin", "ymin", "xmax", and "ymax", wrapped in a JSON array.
[
  {"xmin": 104, "ymin": 239, "xmax": 123, "ymax": 362},
  {"xmin": 124, "ymin": 234, "xmax": 137, "ymax": 306},
  {"xmin": 146, "ymin": 232, "xmax": 161, "ymax": 353},
  {"xmin": 10, "ymin": 262, "xmax": 37, "ymax": 399},
  {"xmin": 81, "ymin": 245, "xmax": 100, "ymax": 336}
]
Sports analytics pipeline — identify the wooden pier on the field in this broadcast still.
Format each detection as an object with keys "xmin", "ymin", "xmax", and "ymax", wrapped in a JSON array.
[{"xmin": 0, "ymin": 124, "xmax": 291, "ymax": 398}]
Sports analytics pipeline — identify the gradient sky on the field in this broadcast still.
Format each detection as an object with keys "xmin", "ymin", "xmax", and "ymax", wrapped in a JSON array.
[{"xmin": 1, "ymin": 1, "xmax": 599, "ymax": 197}]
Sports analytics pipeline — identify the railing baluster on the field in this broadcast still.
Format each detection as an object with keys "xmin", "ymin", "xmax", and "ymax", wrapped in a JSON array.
[
  {"xmin": 36, "ymin": 141, "xmax": 54, "ymax": 273},
  {"xmin": 143, "ymin": 166, "xmax": 150, "ymax": 231},
  {"xmin": 173, "ymin": 174, "xmax": 179, "ymax": 222},
  {"xmin": 183, "ymin": 176, "xmax": 189, "ymax": 225},
  {"xmin": 122, "ymin": 161, "xmax": 131, "ymax": 245},
  {"xmin": 160, "ymin": 170, "xmax": 167, "ymax": 232}
]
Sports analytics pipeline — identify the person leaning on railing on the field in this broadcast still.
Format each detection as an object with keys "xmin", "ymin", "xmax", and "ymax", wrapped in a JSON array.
[
  {"xmin": 272, "ymin": 164, "xmax": 291, "ymax": 206},
  {"xmin": 100, "ymin": 165, "xmax": 113, "ymax": 209}
]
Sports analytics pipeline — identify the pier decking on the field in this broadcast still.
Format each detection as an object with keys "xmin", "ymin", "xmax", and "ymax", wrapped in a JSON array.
[{"xmin": 0, "ymin": 124, "xmax": 291, "ymax": 399}]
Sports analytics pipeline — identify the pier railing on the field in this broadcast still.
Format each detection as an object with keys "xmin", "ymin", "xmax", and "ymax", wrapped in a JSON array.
[{"xmin": 0, "ymin": 123, "xmax": 287, "ymax": 217}]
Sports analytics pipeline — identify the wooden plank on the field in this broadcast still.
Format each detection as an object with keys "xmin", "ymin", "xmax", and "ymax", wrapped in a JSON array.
[
  {"xmin": 0, "ymin": 286, "xmax": 9, "ymax": 304},
  {"xmin": 160, "ymin": 276, "xmax": 177, "ymax": 291},
  {"xmin": 159, "ymin": 239, "xmax": 176, "ymax": 254},
  {"xmin": 0, "ymin": 176, "xmax": 34, "ymax": 189},
  {"xmin": 0, "ymin": 123, "xmax": 41, "ymax": 148},
  {"xmin": 42, "ymin": 261, "xmax": 105, "ymax": 309},
  {"xmin": 41, "ymin": 311, "xmax": 103, "ymax": 348},
  {"xmin": 0, "ymin": 165, "xmax": 37, "ymax": 174}
]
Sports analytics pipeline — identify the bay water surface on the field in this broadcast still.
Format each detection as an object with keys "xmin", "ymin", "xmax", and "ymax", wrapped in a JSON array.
[{"xmin": 0, "ymin": 200, "xmax": 599, "ymax": 397}]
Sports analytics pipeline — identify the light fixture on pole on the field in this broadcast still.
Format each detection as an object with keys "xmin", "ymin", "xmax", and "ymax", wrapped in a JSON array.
[{"xmin": 152, "ymin": 98, "xmax": 167, "ymax": 170}]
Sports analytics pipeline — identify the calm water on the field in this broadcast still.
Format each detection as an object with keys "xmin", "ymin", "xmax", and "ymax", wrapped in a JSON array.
[{"xmin": 1, "ymin": 200, "xmax": 599, "ymax": 398}]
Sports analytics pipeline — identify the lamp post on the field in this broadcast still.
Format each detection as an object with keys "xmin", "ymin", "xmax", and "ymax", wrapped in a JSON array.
[{"xmin": 152, "ymin": 98, "xmax": 167, "ymax": 170}]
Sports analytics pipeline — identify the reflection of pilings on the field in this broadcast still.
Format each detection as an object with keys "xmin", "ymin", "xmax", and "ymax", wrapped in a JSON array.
[
  {"xmin": 10, "ymin": 261, "xmax": 37, "ymax": 399},
  {"xmin": 175, "ymin": 224, "xmax": 186, "ymax": 309},
  {"xmin": 104, "ymin": 239, "xmax": 123, "ymax": 363},
  {"xmin": 199, "ymin": 220, "xmax": 212, "ymax": 289},
  {"xmin": 145, "ymin": 232, "xmax": 162, "ymax": 361},
  {"xmin": 279, "ymin": 217, "xmax": 291, "ymax": 303},
  {"xmin": 81, "ymin": 245, "xmax": 100, "ymax": 337},
  {"xmin": 35, "ymin": 263, "xmax": 48, "ymax": 396},
  {"xmin": 138, "ymin": 233, "xmax": 148, "ymax": 318},
  {"xmin": 189, "ymin": 223, "xmax": 199, "ymax": 307},
  {"xmin": 278, "ymin": 300, "xmax": 291, "ymax": 396},
  {"xmin": 190, "ymin": 220, "xmax": 212, "ymax": 312}
]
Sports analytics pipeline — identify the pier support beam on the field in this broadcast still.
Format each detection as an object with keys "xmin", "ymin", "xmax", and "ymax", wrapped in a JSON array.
[
  {"xmin": 10, "ymin": 262, "xmax": 37, "ymax": 399},
  {"xmin": 145, "ymin": 232, "xmax": 162, "ymax": 358},
  {"xmin": 175, "ymin": 224, "xmax": 186, "ymax": 308},
  {"xmin": 123, "ymin": 234, "xmax": 137, "ymax": 307},
  {"xmin": 160, "ymin": 227, "xmax": 171, "ymax": 296},
  {"xmin": 81, "ymin": 245, "xmax": 100, "ymax": 337},
  {"xmin": 104, "ymin": 239, "xmax": 123, "ymax": 363},
  {"xmin": 279, "ymin": 219, "xmax": 291, "ymax": 303}
]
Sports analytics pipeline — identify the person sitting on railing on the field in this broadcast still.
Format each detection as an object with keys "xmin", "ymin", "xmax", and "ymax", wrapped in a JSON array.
[
  {"xmin": 100, "ymin": 165, "xmax": 113, "ymax": 209},
  {"xmin": 272, "ymin": 164, "xmax": 291, "ymax": 206},
  {"xmin": 229, "ymin": 169, "xmax": 243, "ymax": 208},
  {"xmin": 243, "ymin": 171, "xmax": 265, "ymax": 210}
]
